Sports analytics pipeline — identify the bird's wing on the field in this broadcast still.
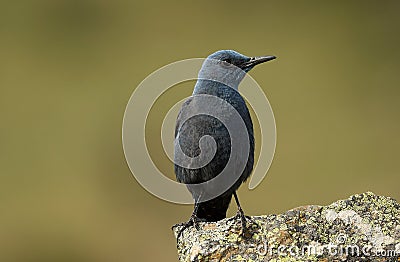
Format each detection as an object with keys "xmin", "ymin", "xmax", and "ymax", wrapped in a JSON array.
[{"xmin": 174, "ymin": 96, "xmax": 193, "ymax": 139}]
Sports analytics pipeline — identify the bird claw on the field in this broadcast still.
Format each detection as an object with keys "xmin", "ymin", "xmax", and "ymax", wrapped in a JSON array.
[
  {"xmin": 236, "ymin": 209, "xmax": 248, "ymax": 234},
  {"xmin": 176, "ymin": 215, "xmax": 202, "ymax": 241},
  {"xmin": 229, "ymin": 209, "xmax": 254, "ymax": 237}
]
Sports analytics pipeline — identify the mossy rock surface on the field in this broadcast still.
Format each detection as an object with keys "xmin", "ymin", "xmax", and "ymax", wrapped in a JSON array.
[{"xmin": 172, "ymin": 192, "xmax": 400, "ymax": 262}]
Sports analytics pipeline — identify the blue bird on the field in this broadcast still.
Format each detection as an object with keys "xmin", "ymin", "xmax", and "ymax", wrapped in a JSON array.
[{"xmin": 175, "ymin": 50, "xmax": 276, "ymax": 237}]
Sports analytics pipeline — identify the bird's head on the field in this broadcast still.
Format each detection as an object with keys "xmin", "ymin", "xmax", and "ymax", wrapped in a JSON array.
[{"xmin": 196, "ymin": 50, "xmax": 276, "ymax": 91}]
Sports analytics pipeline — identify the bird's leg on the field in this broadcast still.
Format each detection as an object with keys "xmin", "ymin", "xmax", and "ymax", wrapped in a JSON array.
[
  {"xmin": 233, "ymin": 192, "xmax": 248, "ymax": 234},
  {"xmin": 176, "ymin": 195, "xmax": 202, "ymax": 241},
  {"xmin": 190, "ymin": 200, "xmax": 201, "ymax": 230}
]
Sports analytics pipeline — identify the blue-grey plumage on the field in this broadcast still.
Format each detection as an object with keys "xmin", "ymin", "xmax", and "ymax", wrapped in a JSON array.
[{"xmin": 174, "ymin": 50, "xmax": 276, "ymax": 233}]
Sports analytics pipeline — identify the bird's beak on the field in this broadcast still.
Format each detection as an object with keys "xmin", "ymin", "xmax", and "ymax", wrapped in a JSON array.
[{"xmin": 241, "ymin": 55, "xmax": 276, "ymax": 69}]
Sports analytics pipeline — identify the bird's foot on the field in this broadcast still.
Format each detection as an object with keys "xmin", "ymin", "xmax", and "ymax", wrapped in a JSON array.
[
  {"xmin": 229, "ymin": 209, "xmax": 255, "ymax": 237},
  {"xmin": 236, "ymin": 208, "xmax": 248, "ymax": 235},
  {"xmin": 175, "ymin": 215, "xmax": 203, "ymax": 241}
]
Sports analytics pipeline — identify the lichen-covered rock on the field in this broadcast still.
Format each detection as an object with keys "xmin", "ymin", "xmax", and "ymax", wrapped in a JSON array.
[{"xmin": 172, "ymin": 192, "xmax": 400, "ymax": 261}]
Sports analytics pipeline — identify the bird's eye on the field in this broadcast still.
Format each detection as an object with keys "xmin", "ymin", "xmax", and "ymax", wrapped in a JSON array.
[{"xmin": 221, "ymin": 59, "xmax": 232, "ymax": 67}]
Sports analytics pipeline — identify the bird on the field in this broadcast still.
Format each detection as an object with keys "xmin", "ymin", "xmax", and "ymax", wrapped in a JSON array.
[{"xmin": 174, "ymin": 50, "xmax": 276, "ymax": 238}]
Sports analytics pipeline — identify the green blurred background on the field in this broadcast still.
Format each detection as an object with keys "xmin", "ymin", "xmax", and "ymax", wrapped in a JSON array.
[{"xmin": 1, "ymin": 0, "xmax": 399, "ymax": 261}]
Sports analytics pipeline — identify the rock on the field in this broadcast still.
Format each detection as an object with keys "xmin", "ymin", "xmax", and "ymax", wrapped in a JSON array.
[{"xmin": 172, "ymin": 192, "xmax": 400, "ymax": 261}]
